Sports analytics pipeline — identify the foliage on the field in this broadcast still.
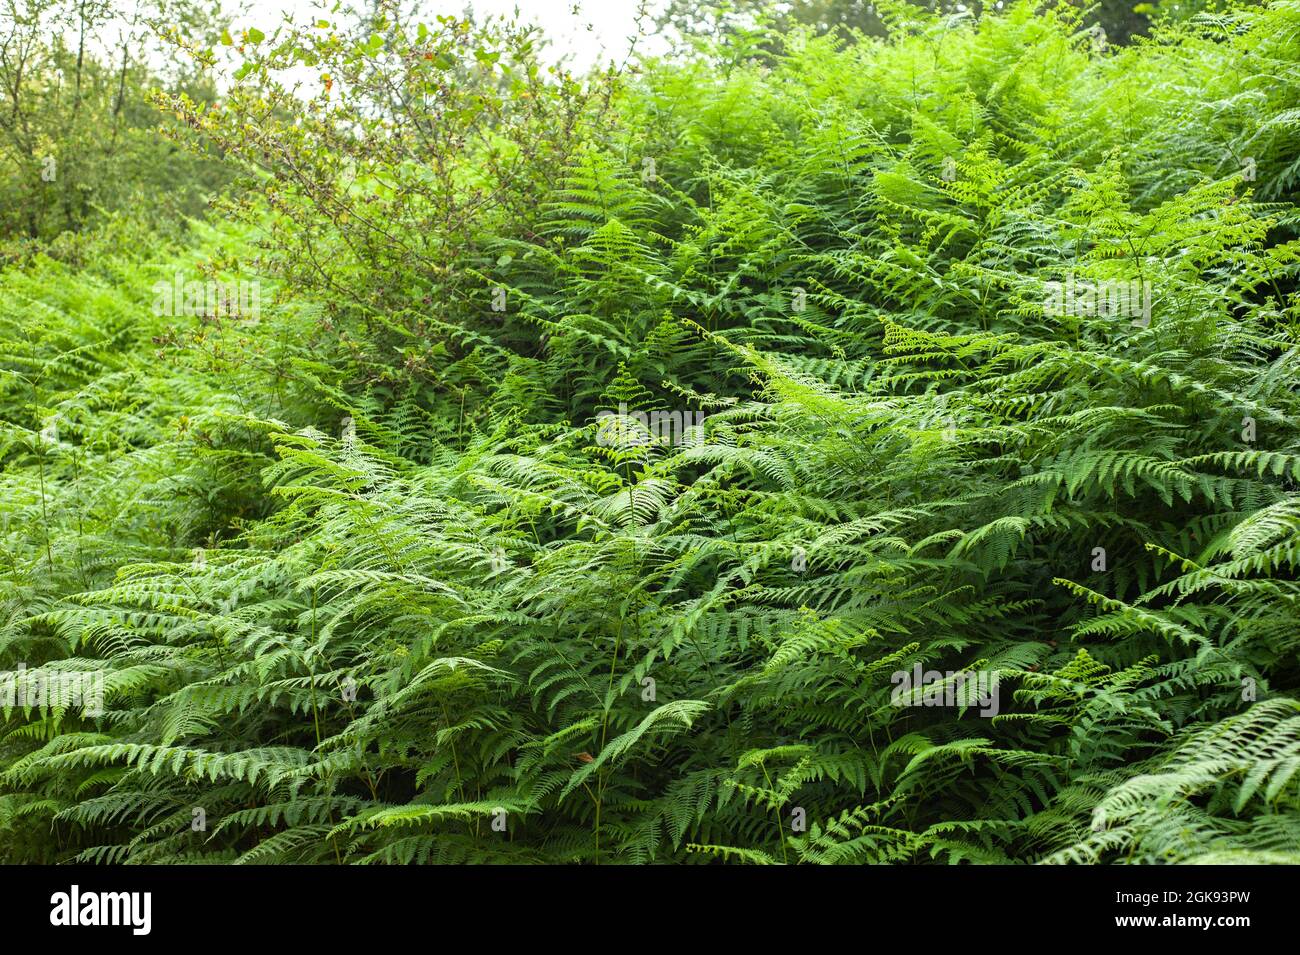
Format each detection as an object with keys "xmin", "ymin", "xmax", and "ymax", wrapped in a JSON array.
[
  {"xmin": 652, "ymin": 0, "xmax": 1234, "ymax": 47},
  {"xmin": 1, "ymin": 0, "xmax": 1298, "ymax": 864},
  {"xmin": 0, "ymin": 0, "xmax": 228, "ymax": 252}
]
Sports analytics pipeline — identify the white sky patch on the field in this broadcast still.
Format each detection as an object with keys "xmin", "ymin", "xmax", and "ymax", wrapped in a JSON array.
[
  {"xmin": 36, "ymin": 0, "xmax": 670, "ymax": 80},
  {"xmin": 235, "ymin": 0, "xmax": 667, "ymax": 69}
]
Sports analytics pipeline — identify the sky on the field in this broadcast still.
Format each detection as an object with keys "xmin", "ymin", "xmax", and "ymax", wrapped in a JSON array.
[
  {"xmin": 238, "ymin": 0, "xmax": 670, "ymax": 69},
  {"xmin": 33, "ymin": 0, "xmax": 671, "ymax": 78}
]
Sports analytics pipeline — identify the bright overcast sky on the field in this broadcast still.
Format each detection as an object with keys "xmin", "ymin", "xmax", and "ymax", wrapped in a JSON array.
[
  {"xmin": 242, "ymin": 0, "xmax": 671, "ymax": 68},
  {"xmin": 38, "ymin": 1, "xmax": 674, "ymax": 78}
]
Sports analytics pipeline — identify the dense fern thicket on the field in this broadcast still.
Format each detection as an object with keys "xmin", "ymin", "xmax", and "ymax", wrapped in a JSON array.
[{"xmin": 2, "ymin": 2, "xmax": 1300, "ymax": 864}]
